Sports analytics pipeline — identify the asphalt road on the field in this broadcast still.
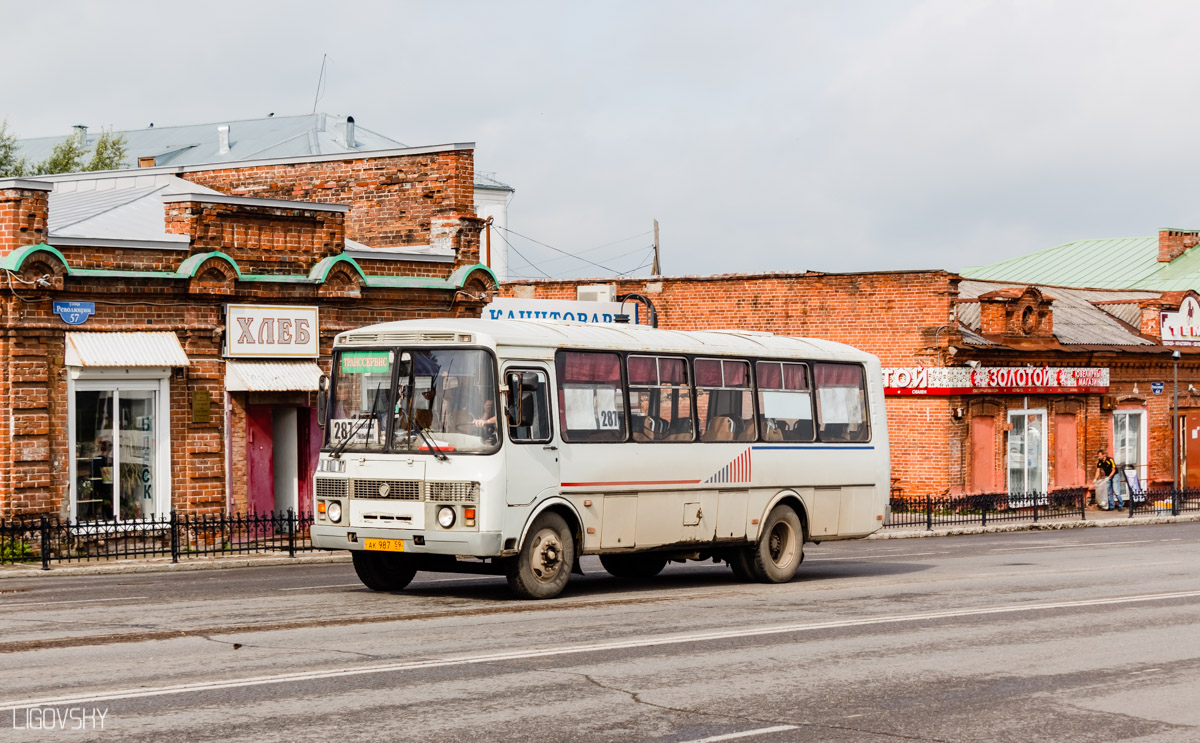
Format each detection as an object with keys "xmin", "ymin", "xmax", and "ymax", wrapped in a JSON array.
[{"xmin": 2, "ymin": 523, "xmax": 1198, "ymax": 742}]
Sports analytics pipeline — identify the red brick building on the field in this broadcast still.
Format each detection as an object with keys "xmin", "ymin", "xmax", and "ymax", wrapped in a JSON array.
[
  {"xmin": 503, "ymin": 271, "xmax": 1199, "ymax": 501},
  {"xmin": 0, "ymin": 142, "xmax": 497, "ymax": 520}
]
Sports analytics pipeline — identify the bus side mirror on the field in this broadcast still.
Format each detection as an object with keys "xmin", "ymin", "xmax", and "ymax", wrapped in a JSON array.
[
  {"xmin": 317, "ymin": 375, "xmax": 330, "ymax": 429},
  {"xmin": 505, "ymin": 372, "xmax": 523, "ymax": 426}
]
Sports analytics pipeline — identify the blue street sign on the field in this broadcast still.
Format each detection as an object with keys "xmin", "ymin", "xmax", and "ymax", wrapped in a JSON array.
[
  {"xmin": 1151, "ymin": 381, "xmax": 1165, "ymax": 395},
  {"xmin": 53, "ymin": 301, "xmax": 95, "ymax": 325}
]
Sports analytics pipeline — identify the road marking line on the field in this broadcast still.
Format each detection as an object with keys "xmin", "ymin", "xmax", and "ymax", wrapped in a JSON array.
[
  {"xmin": 0, "ymin": 596, "xmax": 149, "ymax": 609},
  {"xmin": 277, "ymin": 583, "xmax": 362, "ymax": 591},
  {"xmin": 815, "ymin": 551, "xmax": 951, "ymax": 561},
  {"xmin": 991, "ymin": 539, "xmax": 1165, "ymax": 551},
  {"xmin": 677, "ymin": 725, "xmax": 800, "ymax": 742},
  {"xmin": 3, "ymin": 589, "xmax": 1198, "ymax": 712}
]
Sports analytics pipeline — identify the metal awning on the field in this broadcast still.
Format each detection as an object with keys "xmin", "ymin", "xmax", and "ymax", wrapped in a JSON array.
[
  {"xmin": 225, "ymin": 360, "xmax": 324, "ymax": 392},
  {"xmin": 65, "ymin": 332, "xmax": 190, "ymax": 367}
]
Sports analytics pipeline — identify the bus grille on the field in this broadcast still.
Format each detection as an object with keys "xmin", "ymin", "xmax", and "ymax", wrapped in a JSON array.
[
  {"xmin": 427, "ymin": 481, "xmax": 480, "ymax": 503},
  {"xmin": 354, "ymin": 479, "xmax": 422, "ymax": 501},
  {"xmin": 315, "ymin": 478, "xmax": 347, "ymax": 499}
]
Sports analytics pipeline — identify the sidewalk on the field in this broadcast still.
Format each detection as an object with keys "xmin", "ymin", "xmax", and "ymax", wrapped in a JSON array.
[
  {"xmin": 0, "ymin": 550, "xmax": 351, "ymax": 580},
  {"xmin": 3, "ymin": 509, "xmax": 1198, "ymax": 579},
  {"xmin": 872, "ymin": 505, "xmax": 1200, "ymax": 539}
]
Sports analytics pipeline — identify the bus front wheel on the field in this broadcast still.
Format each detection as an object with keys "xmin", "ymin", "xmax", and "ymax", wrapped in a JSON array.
[
  {"xmin": 352, "ymin": 551, "xmax": 417, "ymax": 592},
  {"xmin": 600, "ymin": 553, "xmax": 668, "ymax": 579},
  {"xmin": 507, "ymin": 512, "xmax": 574, "ymax": 599},
  {"xmin": 750, "ymin": 505, "xmax": 804, "ymax": 583}
]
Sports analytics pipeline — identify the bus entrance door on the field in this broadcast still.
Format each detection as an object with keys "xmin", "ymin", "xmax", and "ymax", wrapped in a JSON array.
[{"xmin": 503, "ymin": 367, "xmax": 559, "ymax": 506}]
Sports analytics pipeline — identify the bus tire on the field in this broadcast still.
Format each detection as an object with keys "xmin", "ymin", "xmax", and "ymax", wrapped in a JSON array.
[
  {"xmin": 750, "ymin": 505, "xmax": 804, "ymax": 583},
  {"xmin": 727, "ymin": 548, "xmax": 756, "ymax": 581},
  {"xmin": 599, "ymin": 553, "xmax": 668, "ymax": 579},
  {"xmin": 507, "ymin": 511, "xmax": 574, "ymax": 599},
  {"xmin": 352, "ymin": 551, "xmax": 417, "ymax": 592}
]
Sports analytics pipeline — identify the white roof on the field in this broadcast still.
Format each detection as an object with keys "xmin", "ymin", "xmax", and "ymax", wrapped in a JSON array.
[
  {"xmin": 48, "ymin": 173, "xmax": 221, "ymax": 248},
  {"xmin": 225, "ymin": 361, "xmax": 324, "ymax": 392},
  {"xmin": 65, "ymin": 332, "xmax": 190, "ymax": 367},
  {"xmin": 334, "ymin": 318, "xmax": 876, "ymax": 363}
]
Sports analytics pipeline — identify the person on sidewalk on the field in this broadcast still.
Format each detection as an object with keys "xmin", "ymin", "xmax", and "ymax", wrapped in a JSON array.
[{"xmin": 1095, "ymin": 448, "xmax": 1124, "ymax": 510}]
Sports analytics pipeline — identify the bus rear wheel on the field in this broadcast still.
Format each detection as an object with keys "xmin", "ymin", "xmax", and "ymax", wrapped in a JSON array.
[
  {"xmin": 750, "ymin": 505, "xmax": 804, "ymax": 583},
  {"xmin": 507, "ymin": 512, "xmax": 574, "ymax": 599},
  {"xmin": 600, "ymin": 553, "xmax": 668, "ymax": 579},
  {"xmin": 352, "ymin": 551, "xmax": 417, "ymax": 591}
]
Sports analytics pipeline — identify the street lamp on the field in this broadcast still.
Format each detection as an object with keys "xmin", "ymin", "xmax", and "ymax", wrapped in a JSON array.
[{"xmin": 1173, "ymin": 349, "xmax": 1181, "ymax": 516}]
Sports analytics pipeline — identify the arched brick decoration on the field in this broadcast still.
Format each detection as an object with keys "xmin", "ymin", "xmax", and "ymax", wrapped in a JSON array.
[
  {"xmin": 187, "ymin": 256, "xmax": 238, "ymax": 296},
  {"xmin": 1055, "ymin": 399, "xmax": 1086, "ymax": 415},
  {"xmin": 318, "ymin": 263, "xmax": 363, "ymax": 299},
  {"xmin": 19, "ymin": 251, "xmax": 67, "ymax": 291}
]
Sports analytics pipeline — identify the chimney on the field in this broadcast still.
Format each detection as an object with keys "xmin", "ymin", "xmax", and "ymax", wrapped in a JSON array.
[
  {"xmin": 217, "ymin": 125, "xmax": 230, "ymax": 155},
  {"xmin": 138, "ymin": 156, "xmax": 156, "ymax": 168},
  {"xmin": 343, "ymin": 115, "xmax": 356, "ymax": 149},
  {"xmin": 0, "ymin": 180, "xmax": 53, "ymax": 258},
  {"xmin": 72, "ymin": 124, "xmax": 87, "ymax": 142},
  {"xmin": 1158, "ymin": 228, "xmax": 1200, "ymax": 262}
]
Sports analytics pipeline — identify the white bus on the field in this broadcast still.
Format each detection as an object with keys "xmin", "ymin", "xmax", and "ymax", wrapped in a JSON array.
[{"xmin": 311, "ymin": 318, "xmax": 890, "ymax": 599}]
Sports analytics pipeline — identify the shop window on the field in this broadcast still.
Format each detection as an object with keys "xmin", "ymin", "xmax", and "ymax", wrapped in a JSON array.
[
  {"xmin": 73, "ymin": 383, "xmax": 163, "ymax": 522},
  {"xmin": 1113, "ymin": 409, "xmax": 1147, "ymax": 495},
  {"xmin": 1007, "ymin": 409, "xmax": 1047, "ymax": 496}
]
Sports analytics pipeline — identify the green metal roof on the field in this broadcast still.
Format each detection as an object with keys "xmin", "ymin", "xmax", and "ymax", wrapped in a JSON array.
[{"xmin": 962, "ymin": 235, "xmax": 1200, "ymax": 291}]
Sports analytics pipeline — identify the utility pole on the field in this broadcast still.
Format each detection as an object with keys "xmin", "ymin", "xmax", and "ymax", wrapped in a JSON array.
[{"xmin": 652, "ymin": 219, "xmax": 661, "ymax": 276}]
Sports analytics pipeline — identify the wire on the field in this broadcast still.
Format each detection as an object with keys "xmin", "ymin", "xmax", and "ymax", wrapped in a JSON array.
[
  {"xmin": 502, "ymin": 226, "xmax": 625, "ymax": 275},
  {"xmin": 491, "ymin": 227, "xmax": 552, "ymax": 278}
]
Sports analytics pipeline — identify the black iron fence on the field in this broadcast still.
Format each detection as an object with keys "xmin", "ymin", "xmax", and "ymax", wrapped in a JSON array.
[
  {"xmin": 886, "ymin": 487, "xmax": 1200, "ymax": 530},
  {"xmin": 0, "ymin": 510, "xmax": 323, "ymax": 568}
]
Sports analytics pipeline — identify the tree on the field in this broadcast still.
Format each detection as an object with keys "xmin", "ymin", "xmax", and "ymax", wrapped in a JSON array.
[
  {"xmin": 0, "ymin": 119, "xmax": 31, "ymax": 177},
  {"xmin": 87, "ymin": 128, "xmax": 128, "ymax": 172},
  {"xmin": 36, "ymin": 130, "xmax": 89, "ymax": 174},
  {"xmin": 0, "ymin": 120, "xmax": 130, "ymax": 176}
]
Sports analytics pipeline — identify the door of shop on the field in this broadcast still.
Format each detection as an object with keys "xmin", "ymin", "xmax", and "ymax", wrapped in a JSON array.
[
  {"xmin": 246, "ymin": 405, "xmax": 320, "ymax": 517},
  {"xmin": 1182, "ymin": 410, "xmax": 1200, "ymax": 488}
]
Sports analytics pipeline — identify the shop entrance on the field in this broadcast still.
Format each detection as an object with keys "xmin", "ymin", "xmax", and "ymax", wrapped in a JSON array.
[
  {"xmin": 1180, "ymin": 410, "xmax": 1200, "ymax": 488},
  {"xmin": 246, "ymin": 405, "xmax": 319, "ymax": 516}
]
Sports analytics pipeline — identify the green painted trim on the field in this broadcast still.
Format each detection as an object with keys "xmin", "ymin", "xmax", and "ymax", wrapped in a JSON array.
[
  {"xmin": 447, "ymin": 263, "xmax": 498, "ymax": 288},
  {"xmin": 175, "ymin": 251, "xmax": 243, "ymax": 279},
  {"xmin": 72, "ymin": 268, "xmax": 182, "ymax": 279},
  {"xmin": 238, "ymin": 275, "xmax": 316, "ymax": 283},
  {"xmin": 309, "ymin": 254, "xmax": 366, "ymax": 283},
  {"xmin": 0, "ymin": 243, "xmax": 72, "ymax": 274},
  {"xmin": 363, "ymin": 276, "xmax": 458, "ymax": 290}
]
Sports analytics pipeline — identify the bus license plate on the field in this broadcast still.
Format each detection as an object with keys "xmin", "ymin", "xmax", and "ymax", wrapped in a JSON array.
[{"xmin": 364, "ymin": 538, "xmax": 405, "ymax": 552}]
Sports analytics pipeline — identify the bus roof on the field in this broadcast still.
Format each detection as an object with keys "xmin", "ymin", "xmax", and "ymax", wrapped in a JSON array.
[{"xmin": 333, "ymin": 318, "xmax": 877, "ymax": 364}]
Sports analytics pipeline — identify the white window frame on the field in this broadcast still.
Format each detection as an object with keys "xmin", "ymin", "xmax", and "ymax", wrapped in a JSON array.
[
  {"xmin": 1006, "ymin": 408, "xmax": 1048, "ymax": 497},
  {"xmin": 68, "ymin": 368, "xmax": 173, "ymax": 523},
  {"xmin": 1113, "ymin": 408, "xmax": 1148, "ymax": 494}
]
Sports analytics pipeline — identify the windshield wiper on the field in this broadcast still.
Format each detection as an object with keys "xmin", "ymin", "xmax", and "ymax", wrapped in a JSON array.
[
  {"xmin": 330, "ymin": 414, "xmax": 374, "ymax": 459},
  {"xmin": 414, "ymin": 425, "xmax": 448, "ymax": 461}
]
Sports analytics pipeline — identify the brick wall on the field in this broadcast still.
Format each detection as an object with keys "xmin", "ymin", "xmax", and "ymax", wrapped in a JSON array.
[{"xmin": 0, "ymin": 184, "xmax": 50, "ymax": 258}]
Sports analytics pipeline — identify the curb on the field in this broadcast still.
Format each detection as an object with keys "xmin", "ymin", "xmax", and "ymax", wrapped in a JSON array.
[
  {"xmin": 0, "ymin": 551, "xmax": 352, "ymax": 580},
  {"xmin": 869, "ymin": 512, "xmax": 1200, "ymax": 539}
]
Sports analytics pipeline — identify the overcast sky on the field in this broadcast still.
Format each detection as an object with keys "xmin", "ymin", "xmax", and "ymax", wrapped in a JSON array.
[{"xmin": 6, "ymin": 0, "xmax": 1200, "ymax": 280}]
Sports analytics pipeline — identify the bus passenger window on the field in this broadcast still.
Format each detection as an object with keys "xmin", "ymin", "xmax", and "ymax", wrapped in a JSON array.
[
  {"xmin": 628, "ymin": 355, "xmax": 693, "ymax": 442},
  {"xmin": 695, "ymin": 358, "xmax": 756, "ymax": 442},
  {"xmin": 555, "ymin": 351, "xmax": 627, "ymax": 442},
  {"xmin": 756, "ymin": 361, "xmax": 814, "ymax": 442},
  {"xmin": 508, "ymin": 370, "xmax": 551, "ymax": 443},
  {"xmin": 814, "ymin": 363, "xmax": 870, "ymax": 443}
]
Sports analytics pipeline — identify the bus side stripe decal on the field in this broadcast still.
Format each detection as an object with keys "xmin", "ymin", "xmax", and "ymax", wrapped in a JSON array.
[{"xmin": 704, "ymin": 448, "xmax": 751, "ymax": 485}]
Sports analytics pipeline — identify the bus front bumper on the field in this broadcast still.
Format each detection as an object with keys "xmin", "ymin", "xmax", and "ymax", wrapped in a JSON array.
[{"xmin": 311, "ymin": 525, "xmax": 503, "ymax": 557}]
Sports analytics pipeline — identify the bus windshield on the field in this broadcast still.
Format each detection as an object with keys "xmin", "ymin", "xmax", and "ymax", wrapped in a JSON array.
[{"xmin": 327, "ymin": 348, "xmax": 499, "ymax": 455}]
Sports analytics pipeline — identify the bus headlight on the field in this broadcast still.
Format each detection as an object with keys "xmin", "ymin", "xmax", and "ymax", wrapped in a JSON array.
[
  {"xmin": 437, "ymin": 506, "xmax": 456, "ymax": 529},
  {"xmin": 327, "ymin": 501, "xmax": 343, "ymax": 523}
]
